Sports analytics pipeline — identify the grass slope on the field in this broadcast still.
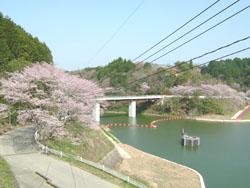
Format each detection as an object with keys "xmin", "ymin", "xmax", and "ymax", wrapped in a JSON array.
[
  {"xmin": 0, "ymin": 156, "xmax": 16, "ymax": 188},
  {"xmin": 44, "ymin": 121, "xmax": 114, "ymax": 162}
]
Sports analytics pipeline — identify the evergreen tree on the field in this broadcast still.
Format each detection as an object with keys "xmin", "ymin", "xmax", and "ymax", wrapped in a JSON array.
[{"xmin": 0, "ymin": 12, "xmax": 53, "ymax": 74}]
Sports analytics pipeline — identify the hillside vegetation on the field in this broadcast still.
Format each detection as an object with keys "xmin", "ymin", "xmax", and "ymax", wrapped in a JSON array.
[
  {"xmin": 0, "ymin": 14, "xmax": 114, "ymax": 167},
  {"xmin": 74, "ymin": 57, "xmax": 249, "ymax": 116},
  {"xmin": 0, "ymin": 12, "xmax": 52, "ymax": 75},
  {"xmin": 73, "ymin": 58, "xmax": 203, "ymax": 95},
  {"xmin": 202, "ymin": 58, "xmax": 250, "ymax": 90},
  {"xmin": 74, "ymin": 57, "xmax": 250, "ymax": 94}
]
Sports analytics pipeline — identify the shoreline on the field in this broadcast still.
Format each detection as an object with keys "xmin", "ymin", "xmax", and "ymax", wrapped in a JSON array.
[
  {"xmin": 104, "ymin": 111, "xmax": 250, "ymax": 123},
  {"xmin": 194, "ymin": 118, "xmax": 250, "ymax": 123},
  {"xmin": 103, "ymin": 126, "xmax": 204, "ymax": 188},
  {"xmin": 101, "ymin": 111, "xmax": 250, "ymax": 187}
]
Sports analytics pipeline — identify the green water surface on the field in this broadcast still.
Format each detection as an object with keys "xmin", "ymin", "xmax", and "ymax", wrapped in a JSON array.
[{"xmin": 101, "ymin": 114, "xmax": 250, "ymax": 188}]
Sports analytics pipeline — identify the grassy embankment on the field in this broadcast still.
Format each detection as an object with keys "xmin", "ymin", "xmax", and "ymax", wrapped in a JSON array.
[
  {"xmin": 44, "ymin": 121, "xmax": 114, "ymax": 162},
  {"xmin": 51, "ymin": 155, "xmax": 136, "ymax": 188},
  {"xmin": 43, "ymin": 121, "xmax": 136, "ymax": 188},
  {"xmin": 0, "ymin": 156, "xmax": 16, "ymax": 188}
]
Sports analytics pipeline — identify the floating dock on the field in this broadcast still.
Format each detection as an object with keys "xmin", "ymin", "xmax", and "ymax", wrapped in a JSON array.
[
  {"xmin": 181, "ymin": 134, "xmax": 200, "ymax": 147},
  {"xmin": 181, "ymin": 129, "xmax": 200, "ymax": 147}
]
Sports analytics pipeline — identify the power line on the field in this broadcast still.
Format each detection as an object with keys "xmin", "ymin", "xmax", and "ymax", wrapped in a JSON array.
[
  {"xmin": 87, "ymin": 0, "xmax": 144, "ymax": 65},
  {"xmin": 141, "ymin": 0, "xmax": 240, "ymax": 62},
  {"xmin": 176, "ymin": 46, "xmax": 250, "ymax": 74},
  {"xmin": 188, "ymin": 36, "xmax": 250, "ymax": 62},
  {"xmin": 127, "ymin": 36, "xmax": 250, "ymax": 85},
  {"xmin": 132, "ymin": 0, "xmax": 221, "ymax": 61},
  {"xmin": 150, "ymin": 5, "xmax": 250, "ymax": 63}
]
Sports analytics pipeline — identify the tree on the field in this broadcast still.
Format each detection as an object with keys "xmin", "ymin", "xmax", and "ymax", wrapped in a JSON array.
[
  {"xmin": 202, "ymin": 58, "xmax": 250, "ymax": 89},
  {"xmin": 0, "ymin": 63, "xmax": 104, "ymax": 139},
  {"xmin": 0, "ymin": 12, "xmax": 53, "ymax": 75}
]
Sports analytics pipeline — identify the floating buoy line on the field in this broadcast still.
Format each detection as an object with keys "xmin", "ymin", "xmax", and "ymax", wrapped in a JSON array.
[
  {"xmin": 101, "ymin": 123, "xmax": 157, "ymax": 129},
  {"xmin": 101, "ymin": 115, "xmax": 186, "ymax": 129}
]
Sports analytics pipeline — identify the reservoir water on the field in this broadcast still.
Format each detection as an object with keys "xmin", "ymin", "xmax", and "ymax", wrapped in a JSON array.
[{"xmin": 101, "ymin": 114, "xmax": 250, "ymax": 188}]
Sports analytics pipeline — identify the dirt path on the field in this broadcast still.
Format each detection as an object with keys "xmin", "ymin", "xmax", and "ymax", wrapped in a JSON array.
[{"xmin": 0, "ymin": 126, "xmax": 118, "ymax": 188}]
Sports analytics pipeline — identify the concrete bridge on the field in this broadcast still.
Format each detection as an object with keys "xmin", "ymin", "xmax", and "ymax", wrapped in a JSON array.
[{"xmin": 93, "ymin": 95, "xmax": 236, "ymax": 122}]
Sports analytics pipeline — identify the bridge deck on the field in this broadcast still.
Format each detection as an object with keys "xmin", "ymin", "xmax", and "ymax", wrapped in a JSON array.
[
  {"xmin": 96, "ymin": 95, "xmax": 236, "ymax": 101},
  {"xmin": 97, "ymin": 95, "xmax": 166, "ymax": 101}
]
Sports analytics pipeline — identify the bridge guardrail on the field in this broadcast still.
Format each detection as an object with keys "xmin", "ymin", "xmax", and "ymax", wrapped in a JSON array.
[{"xmin": 34, "ymin": 131, "xmax": 147, "ymax": 188}]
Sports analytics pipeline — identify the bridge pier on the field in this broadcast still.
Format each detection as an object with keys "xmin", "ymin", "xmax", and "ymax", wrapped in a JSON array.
[
  {"xmin": 129, "ymin": 100, "xmax": 136, "ymax": 118},
  {"xmin": 93, "ymin": 103, "xmax": 100, "ymax": 122}
]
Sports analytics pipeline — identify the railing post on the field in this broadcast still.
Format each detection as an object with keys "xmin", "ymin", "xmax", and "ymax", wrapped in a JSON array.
[
  {"xmin": 45, "ymin": 145, "xmax": 48, "ymax": 154},
  {"xmin": 34, "ymin": 130, "xmax": 146, "ymax": 188},
  {"xmin": 127, "ymin": 176, "xmax": 130, "ymax": 183},
  {"xmin": 8, "ymin": 108, "xmax": 11, "ymax": 125}
]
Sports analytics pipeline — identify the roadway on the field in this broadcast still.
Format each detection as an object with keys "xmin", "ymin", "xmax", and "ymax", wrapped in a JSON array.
[{"xmin": 0, "ymin": 126, "xmax": 118, "ymax": 188}]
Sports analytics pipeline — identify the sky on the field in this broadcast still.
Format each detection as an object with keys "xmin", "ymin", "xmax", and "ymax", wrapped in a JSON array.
[{"xmin": 0, "ymin": 0, "xmax": 249, "ymax": 70}]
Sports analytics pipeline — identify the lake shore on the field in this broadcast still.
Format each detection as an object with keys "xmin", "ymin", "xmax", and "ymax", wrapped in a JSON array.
[
  {"xmin": 194, "ymin": 117, "xmax": 250, "ymax": 122},
  {"xmin": 118, "ymin": 144, "xmax": 204, "ymax": 188},
  {"xmin": 102, "ymin": 125, "xmax": 204, "ymax": 188},
  {"xmin": 143, "ymin": 112, "xmax": 250, "ymax": 123}
]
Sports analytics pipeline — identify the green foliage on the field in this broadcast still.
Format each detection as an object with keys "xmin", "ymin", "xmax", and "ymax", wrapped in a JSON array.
[
  {"xmin": 0, "ymin": 58, "xmax": 32, "ymax": 73},
  {"xmin": 0, "ymin": 12, "xmax": 53, "ymax": 75},
  {"xmin": 202, "ymin": 58, "xmax": 250, "ymax": 89},
  {"xmin": 143, "ymin": 62, "xmax": 152, "ymax": 69},
  {"xmin": 96, "ymin": 57, "xmax": 135, "ymax": 88},
  {"xmin": 76, "ymin": 57, "xmax": 248, "ymax": 96},
  {"xmin": 198, "ymin": 99, "xmax": 223, "ymax": 115},
  {"xmin": 9, "ymin": 102, "xmax": 33, "ymax": 125},
  {"xmin": 107, "ymin": 102, "xmax": 128, "ymax": 112},
  {"xmin": 155, "ymin": 98, "xmax": 224, "ymax": 116},
  {"xmin": 9, "ymin": 110, "xmax": 17, "ymax": 125},
  {"xmin": 153, "ymin": 98, "xmax": 183, "ymax": 115},
  {"xmin": 0, "ymin": 156, "xmax": 16, "ymax": 188},
  {"xmin": 175, "ymin": 61, "xmax": 193, "ymax": 71},
  {"xmin": 44, "ymin": 120, "xmax": 114, "ymax": 162}
]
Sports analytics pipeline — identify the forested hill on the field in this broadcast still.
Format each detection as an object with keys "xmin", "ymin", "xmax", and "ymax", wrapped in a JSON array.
[
  {"xmin": 0, "ymin": 12, "xmax": 52, "ymax": 74},
  {"xmin": 202, "ymin": 58, "xmax": 250, "ymax": 90},
  {"xmin": 73, "ymin": 57, "xmax": 250, "ymax": 95}
]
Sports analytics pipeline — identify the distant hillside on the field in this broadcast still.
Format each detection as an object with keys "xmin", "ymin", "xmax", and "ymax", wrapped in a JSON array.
[
  {"xmin": 72, "ymin": 57, "xmax": 220, "ymax": 95},
  {"xmin": 73, "ymin": 57, "xmax": 250, "ymax": 116},
  {"xmin": 73, "ymin": 57, "xmax": 250, "ymax": 95},
  {"xmin": 0, "ymin": 12, "xmax": 52, "ymax": 74},
  {"xmin": 202, "ymin": 58, "xmax": 250, "ymax": 90}
]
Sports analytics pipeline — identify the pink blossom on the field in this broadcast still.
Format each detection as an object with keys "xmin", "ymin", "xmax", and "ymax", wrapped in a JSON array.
[{"xmin": 0, "ymin": 63, "xmax": 104, "ymax": 137}]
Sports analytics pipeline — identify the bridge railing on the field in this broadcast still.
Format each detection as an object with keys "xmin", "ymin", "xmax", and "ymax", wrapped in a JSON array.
[{"xmin": 34, "ymin": 131, "xmax": 147, "ymax": 188}]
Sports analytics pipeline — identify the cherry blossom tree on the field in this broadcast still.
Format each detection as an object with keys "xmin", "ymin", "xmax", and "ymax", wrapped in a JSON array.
[
  {"xmin": 0, "ymin": 63, "xmax": 104, "ymax": 138},
  {"xmin": 169, "ymin": 84, "xmax": 246, "ymax": 108},
  {"xmin": 170, "ymin": 84, "xmax": 245, "ymax": 99}
]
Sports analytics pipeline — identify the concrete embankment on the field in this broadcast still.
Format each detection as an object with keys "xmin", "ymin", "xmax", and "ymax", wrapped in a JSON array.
[
  {"xmin": 102, "ymin": 127, "xmax": 204, "ymax": 188},
  {"xmin": 102, "ymin": 143, "xmax": 203, "ymax": 188},
  {"xmin": 195, "ymin": 118, "xmax": 250, "ymax": 122},
  {"xmin": 231, "ymin": 105, "xmax": 250, "ymax": 120}
]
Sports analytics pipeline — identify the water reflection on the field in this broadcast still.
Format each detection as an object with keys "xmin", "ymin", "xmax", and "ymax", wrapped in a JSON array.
[{"xmin": 129, "ymin": 117, "xmax": 137, "ymax": 126}]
